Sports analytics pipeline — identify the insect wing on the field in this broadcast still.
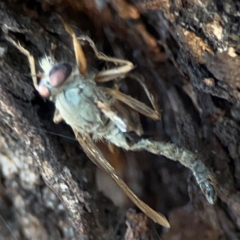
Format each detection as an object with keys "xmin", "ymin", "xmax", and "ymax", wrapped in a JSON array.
[
  {"xmin": 97, "ymin": 100, "xmax": 143, "ymax": 136},
  {"xmin": 73, "ymin": 130, "xmax": 170, "ymax": 228},
  {"xmin": 60, "ymin": 17, "xmax": 87, "ymax": 75},
  {"xmin": 101, "ymin": 88, "xmax": 160, "ymax": 120}
]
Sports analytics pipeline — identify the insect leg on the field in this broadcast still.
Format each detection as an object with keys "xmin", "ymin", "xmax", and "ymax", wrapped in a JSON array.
[
  {"xmin": 129, "ymin": 139, "xmax": 217, "ymax": 204},
  {"xmin": 53, "ymin": 109, "xmax": 63, "ymax": 124},
  {"xmin": 77, "ymin": 35, "xmax": 134, "ymax": 82},
  {"xmin": 99, "ymin": 87, "xmax": 160, "ymax": 120},
  {"xmin": 125, "ymin": 73, "xmax": 161, "ymax": 117},
  {"xmin": 5, "ymin": 36, "xmax": 38, "ymax": 90},
  {"xmin": 78, "ymin": 36, "xmax": 160, "ymax": 115}
]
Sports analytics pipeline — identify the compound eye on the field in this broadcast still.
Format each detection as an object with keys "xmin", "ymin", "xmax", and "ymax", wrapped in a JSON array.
[
  {"xmin": 38, "ymin": 84, "xmax": 51, "ymax": 98},
  {"xmin": 49, "ymin": 63, "xmax": 72, "ymax": 87}
]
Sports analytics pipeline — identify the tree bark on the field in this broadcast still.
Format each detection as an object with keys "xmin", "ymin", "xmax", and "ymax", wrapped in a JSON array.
[{"xmin": 0, "ymin": 0, "xmax": 239, "ymax": 239}]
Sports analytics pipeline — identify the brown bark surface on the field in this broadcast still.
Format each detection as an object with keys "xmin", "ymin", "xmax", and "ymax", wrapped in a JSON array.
[{"xmin": 0, "ymin": 0, "xmax": 239, "ymax": 239}]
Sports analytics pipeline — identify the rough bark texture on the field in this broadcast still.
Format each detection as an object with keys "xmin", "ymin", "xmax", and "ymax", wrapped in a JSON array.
[{"xmin": 0, "ymin": 0, "xmax": 240, "ymax": 239}]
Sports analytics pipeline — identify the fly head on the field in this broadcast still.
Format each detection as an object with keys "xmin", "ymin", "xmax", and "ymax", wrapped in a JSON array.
[{"xmin": 38, "ymin": 56, "xmax": 73, "ymax": 99}]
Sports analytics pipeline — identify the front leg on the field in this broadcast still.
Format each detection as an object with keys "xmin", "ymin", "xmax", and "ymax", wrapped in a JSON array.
[
  {"xmin": 5, "ymin": 36, "xmax": 38, "ymax": 90},
  {"xmin": 53, "ymin": 109, "xmax": 63, "ymax": 124},
  {"xmin": 129, "ymin": 139, "xmax": 217, "ymax": 204}
]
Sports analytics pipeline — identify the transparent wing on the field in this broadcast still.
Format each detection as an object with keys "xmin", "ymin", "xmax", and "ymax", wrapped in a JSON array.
[{"xmin": 72, "ymin": 129, "xmax": 170, "ymax": 228}]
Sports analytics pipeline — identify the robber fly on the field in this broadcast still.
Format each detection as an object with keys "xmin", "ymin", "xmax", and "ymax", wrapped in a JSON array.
[{"xmin": 6, "ymin": 18, "xmax": 217, "ymax": 228}]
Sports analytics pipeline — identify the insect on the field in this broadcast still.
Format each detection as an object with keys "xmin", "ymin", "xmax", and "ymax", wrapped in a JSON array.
[{"xmin": 6, "ymin": 18, "xmax": 217, "ymax": 229}]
